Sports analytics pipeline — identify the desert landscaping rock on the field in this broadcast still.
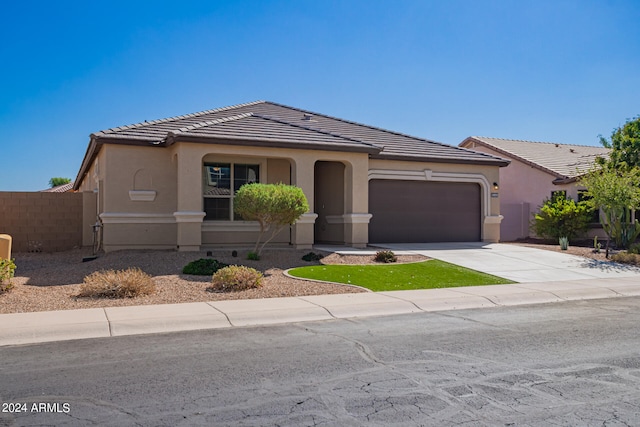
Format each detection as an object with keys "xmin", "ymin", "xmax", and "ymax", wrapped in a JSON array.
[{"xmin": 1, "ymin": 249, "xmax": 425, "ymax": 314}]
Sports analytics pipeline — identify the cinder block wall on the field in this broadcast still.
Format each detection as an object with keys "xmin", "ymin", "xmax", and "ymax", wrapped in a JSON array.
[{"xmin": 0, "ymin": 192, "xmax": 83, "ymax": 252}]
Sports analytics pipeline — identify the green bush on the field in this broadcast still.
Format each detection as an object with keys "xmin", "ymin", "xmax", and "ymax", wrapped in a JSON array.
[
  {"xmin": 531, "ymin": 195, "xmax": 593, "ymax": 240},
  {"xmin": 611, "ymin": 252, "xmax": 640, "ymax": 266},
  {"xmin": 302, "ymin": 252, "xmax": 323, "ymax": 262},
  {"xmin": 78, "ymin": 268, "xmax": 156, "ymax": 298},
  {"xmin": 247, "ymin": 251, "xmax": 260, "ymax": 261},
  {"xmin": 234, "ymin": 183, "xmax": 309, "ymax": 256},
  {"xmin": 182, "ymin": 258, "xmax": 229, "ymax": 275},
  {"xmin": 210, "ymin": 265, "xmax": 263, "ymax": 291},
  {"xmin": 374, "ymin": 250, "xmax": 397, "ymax": 263},
  {"xmin": 628, "ymin": 243, "xmax": 640, "ymax": 255},
  {"xmin": 0, "ymin": 258, "xmax": 16, "ymax": 293}
]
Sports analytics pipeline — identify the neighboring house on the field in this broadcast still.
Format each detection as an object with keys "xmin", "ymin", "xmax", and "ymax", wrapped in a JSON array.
[
  {"xmin": 40, "ymin": 182, "xmax": 74, "ymax": 193},
  {"xmin": 459, "ymin": 136, "xmax": 610, "ymax": 241},
  {"xmin": 74, "ymin": 101, "xmax": 509, "ymax": 252}
]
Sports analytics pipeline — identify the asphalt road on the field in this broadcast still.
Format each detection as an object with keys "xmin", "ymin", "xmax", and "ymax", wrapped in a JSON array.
[{"xmin": 2, "ymin": 297, "xmax": 640, "ymax": 426}]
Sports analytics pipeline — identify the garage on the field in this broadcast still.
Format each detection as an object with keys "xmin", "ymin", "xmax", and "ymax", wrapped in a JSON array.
[{"xmin": 368, "ymin": 180, "xmax": 481, "ymax": 243}]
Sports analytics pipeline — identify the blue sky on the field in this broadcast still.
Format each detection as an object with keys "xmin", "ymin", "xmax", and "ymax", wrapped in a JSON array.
[{"xmin": 1, "ymin": 0, "xmax": 639, "ymax": 191}]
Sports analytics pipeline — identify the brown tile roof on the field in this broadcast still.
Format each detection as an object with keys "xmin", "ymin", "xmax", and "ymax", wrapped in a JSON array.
[
  {"xmin": 40, "ymin": 182, "xmax": 74, "ymax": 193},
  {"xmin": 461, "ymin": 136, "xmax": 610, "ymax": 182},
  {"xmin": 75, "ymin": 101, "xmax": 509, "ymax": 189}
]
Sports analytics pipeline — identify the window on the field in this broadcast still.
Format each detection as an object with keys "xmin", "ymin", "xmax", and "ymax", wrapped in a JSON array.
[
  {"xmin": 578, "ymin": 190, "xmax": 600, "ymax": 223},
  {"xmin": 203, "ymin": 163, "xmax": 259, "ymax": 220}
]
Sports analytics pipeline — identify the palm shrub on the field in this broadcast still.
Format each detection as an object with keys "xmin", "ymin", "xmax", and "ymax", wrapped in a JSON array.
[{"xmin": 530, "ymin": 194, "xmax": 593, "ymax": 241}]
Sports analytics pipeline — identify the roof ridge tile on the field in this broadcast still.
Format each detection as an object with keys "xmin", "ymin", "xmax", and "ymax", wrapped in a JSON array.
[{"xmin": 100, "ymin": 100, "xmax": 266, "ymax": 134}]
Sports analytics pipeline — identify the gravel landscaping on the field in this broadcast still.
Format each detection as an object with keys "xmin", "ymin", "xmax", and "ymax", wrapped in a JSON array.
[
  {"xmin": 0, "ymin": 241, "xmax": 626, "ymax": 314},
  {"xmin": 1, "ymin": 248, "xmax": 426, "ymax": 314}
]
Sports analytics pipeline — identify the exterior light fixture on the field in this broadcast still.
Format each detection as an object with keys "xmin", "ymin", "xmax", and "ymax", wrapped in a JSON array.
[{"xmin": 493, "ymin": 182, "xmax": 499, "ymax": 190}]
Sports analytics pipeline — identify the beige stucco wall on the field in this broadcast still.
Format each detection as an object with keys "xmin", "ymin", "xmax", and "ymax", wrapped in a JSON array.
[
  {"xmin": 82, "ymin": 140, "xmax": 372, "ymax": 251},
  {"xmin": 461, "ymin": 143, "xmax": 595, "ymax": 241},
  {"xmin": 77, "ymin": 138, "xmax": 505, "ymax": 250}
]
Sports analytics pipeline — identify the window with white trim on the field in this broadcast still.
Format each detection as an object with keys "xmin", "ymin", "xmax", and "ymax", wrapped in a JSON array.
[{"xmin": 203, "ymin": 163, "xmax": 259, "ymax": 220}]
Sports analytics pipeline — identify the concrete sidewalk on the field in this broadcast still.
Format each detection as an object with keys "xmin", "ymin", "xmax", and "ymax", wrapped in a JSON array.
[{"xmin": 2, "ymin": 276, "xmax": 640, "ymax": 347}]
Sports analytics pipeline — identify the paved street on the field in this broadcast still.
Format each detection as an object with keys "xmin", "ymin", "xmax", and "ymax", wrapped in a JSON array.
[{"xmin": 2, "ymin": 297, "xmax": 640, "ymax": 426}]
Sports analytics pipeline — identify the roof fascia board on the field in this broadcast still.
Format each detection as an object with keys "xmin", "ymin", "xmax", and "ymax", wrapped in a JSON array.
[
  {"xmin": 370, "ymin": 153, "xmax": 510, "ymax": 167},
  {"xmin": 73, "ymin": 136, "xmax": 101, "ymax": 190}
]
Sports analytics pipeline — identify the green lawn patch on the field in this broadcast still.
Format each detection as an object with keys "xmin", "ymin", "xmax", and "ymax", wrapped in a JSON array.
[{"xmin": 288, "ymin": 260, "xmax": 515, "ymax": 291}]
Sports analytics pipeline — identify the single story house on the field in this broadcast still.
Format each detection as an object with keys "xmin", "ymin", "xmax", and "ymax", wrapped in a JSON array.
[
  {"xmin": 459, "ymin": 136, "xmax": 610, "ymax": 241},
  {"xmin": 74, "ymin": 101, "xmax": 509, "ymax": 252}
]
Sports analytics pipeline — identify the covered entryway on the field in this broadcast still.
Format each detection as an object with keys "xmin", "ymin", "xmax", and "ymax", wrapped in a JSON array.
[
  {"xmin": 368, "ymin": 180, "xmax": 481, "ymax": 243},
  {"xmin": 314, "ymin": 161, "xmax": 345, "ymax": 244}
]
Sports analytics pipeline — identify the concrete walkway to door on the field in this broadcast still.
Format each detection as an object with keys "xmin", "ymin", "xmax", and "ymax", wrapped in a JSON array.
[{"xmin": 349, "ymin": 242, "xmax": 640, "ymax": 283}]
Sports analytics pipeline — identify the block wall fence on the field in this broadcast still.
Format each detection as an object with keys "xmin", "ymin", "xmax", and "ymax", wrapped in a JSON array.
[{"xmin": 0, "ymin": 192, "xmax": 91, "ymax": 252}]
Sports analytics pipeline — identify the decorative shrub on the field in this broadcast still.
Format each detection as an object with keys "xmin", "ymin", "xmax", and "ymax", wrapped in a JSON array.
[
  {"xmin": 0, "ymin": 258, "xmax": 16, "ymax": 293},
  {"xmin": 182, "ymin": 258, "xmax": 228, "ymax": 275},
  {"xmin": 628, "ymin": 243, "xmax": 640, "ymax": 255},
  {"xmin": 531, "ymin": 194, "xmax": 592, "ymax": 240},
  {"xmin": 302, "ymin": 252, "xmax": 323, "ymax": 262},
  {"xmin": 375, "ymin": 250, "xmax": 397, "ymax": 263},
  {"xmin": 247, "ymin": 251, "xmax": 260, "ymax": 261},
  {"xmin": 78, "ymin": 268, "xmax": 156, "ymax": 298},
  {"xmin": 234, "ymin": 183, "xmax": 309, "ymax": 256},
  {"xmin": 611, "ymin": 252, "xmax": 640, "ymax": 266},
  {"xmin": 210, "ymin": 265, "xmax": 263, "ymax": 291}
]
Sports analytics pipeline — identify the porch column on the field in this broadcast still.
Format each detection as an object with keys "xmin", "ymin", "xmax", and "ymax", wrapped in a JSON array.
[
  {"xmin": 291, "ymin": 156, "xmax": 316, "ymax": 249},
  {"xmin": 174, "ymin": 150, "xmax": 205, "ymax": 251},
  {"xmin": 483, "ymin": 215, "xmax": 503, "ymax": 243},
  {"xmin": 343, "ymin": 157, "xmax": 371, "ymax": 248}
]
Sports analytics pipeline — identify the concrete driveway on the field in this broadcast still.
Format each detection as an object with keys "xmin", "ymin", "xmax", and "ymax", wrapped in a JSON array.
[{"xmin": 368, "ymin": 242, "xmax": 640, "ymax": 283}]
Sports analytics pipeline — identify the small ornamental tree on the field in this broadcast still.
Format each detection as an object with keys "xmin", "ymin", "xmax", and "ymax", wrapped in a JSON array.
[
  {"xmin": 580, "ymin": 167, "xmax": 640, "ymax": 248},
  {"xmin": 234, "ymin": 183, "xmax": 309, "ymax": 256},
  {"xmin": 530, "ymin": 194, "xmax": 592, "ymax": 241},
  {"xmin": 598, "ymin": 116, "xmax": 640, "ymax": 171}
]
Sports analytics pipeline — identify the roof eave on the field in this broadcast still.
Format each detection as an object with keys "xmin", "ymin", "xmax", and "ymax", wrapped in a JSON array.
[
  {"xmin": 165, "ymin": 133, "xmax": 382, "ymax": 154},
  {"xmin": 73, "ymin": 135, "xmax": 101, "ymax": 191},
  {"xmin": 370, "ymin": 153, "xmax": 510, "ymax": 167},
  {"xmin": 73, "ymin": 135, "xmax": 165, "ymax": 191}
]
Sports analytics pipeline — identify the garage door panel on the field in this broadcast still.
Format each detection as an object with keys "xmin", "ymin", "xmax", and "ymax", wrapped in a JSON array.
[{"xmin": 369, "ymin": 180, "xmax": 481, "ymax": 243}]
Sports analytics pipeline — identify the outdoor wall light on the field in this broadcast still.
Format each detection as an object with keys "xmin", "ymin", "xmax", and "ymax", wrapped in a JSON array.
[{"xmin": 493, "ymin": 182, "xmax": 499, "ymax": 190}]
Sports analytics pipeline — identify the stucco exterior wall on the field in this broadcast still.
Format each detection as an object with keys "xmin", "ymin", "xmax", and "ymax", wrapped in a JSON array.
[
  {"xmin": 463, "ymin": 144, "xmax": 591, "ymax": 241},
  {"xmin": 78, "ymin": 137, "xmax": 506, "ymax": 250},
  {"xmin": 87, "ymin": 141, "xmax": 372, "ymax": 251}
]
